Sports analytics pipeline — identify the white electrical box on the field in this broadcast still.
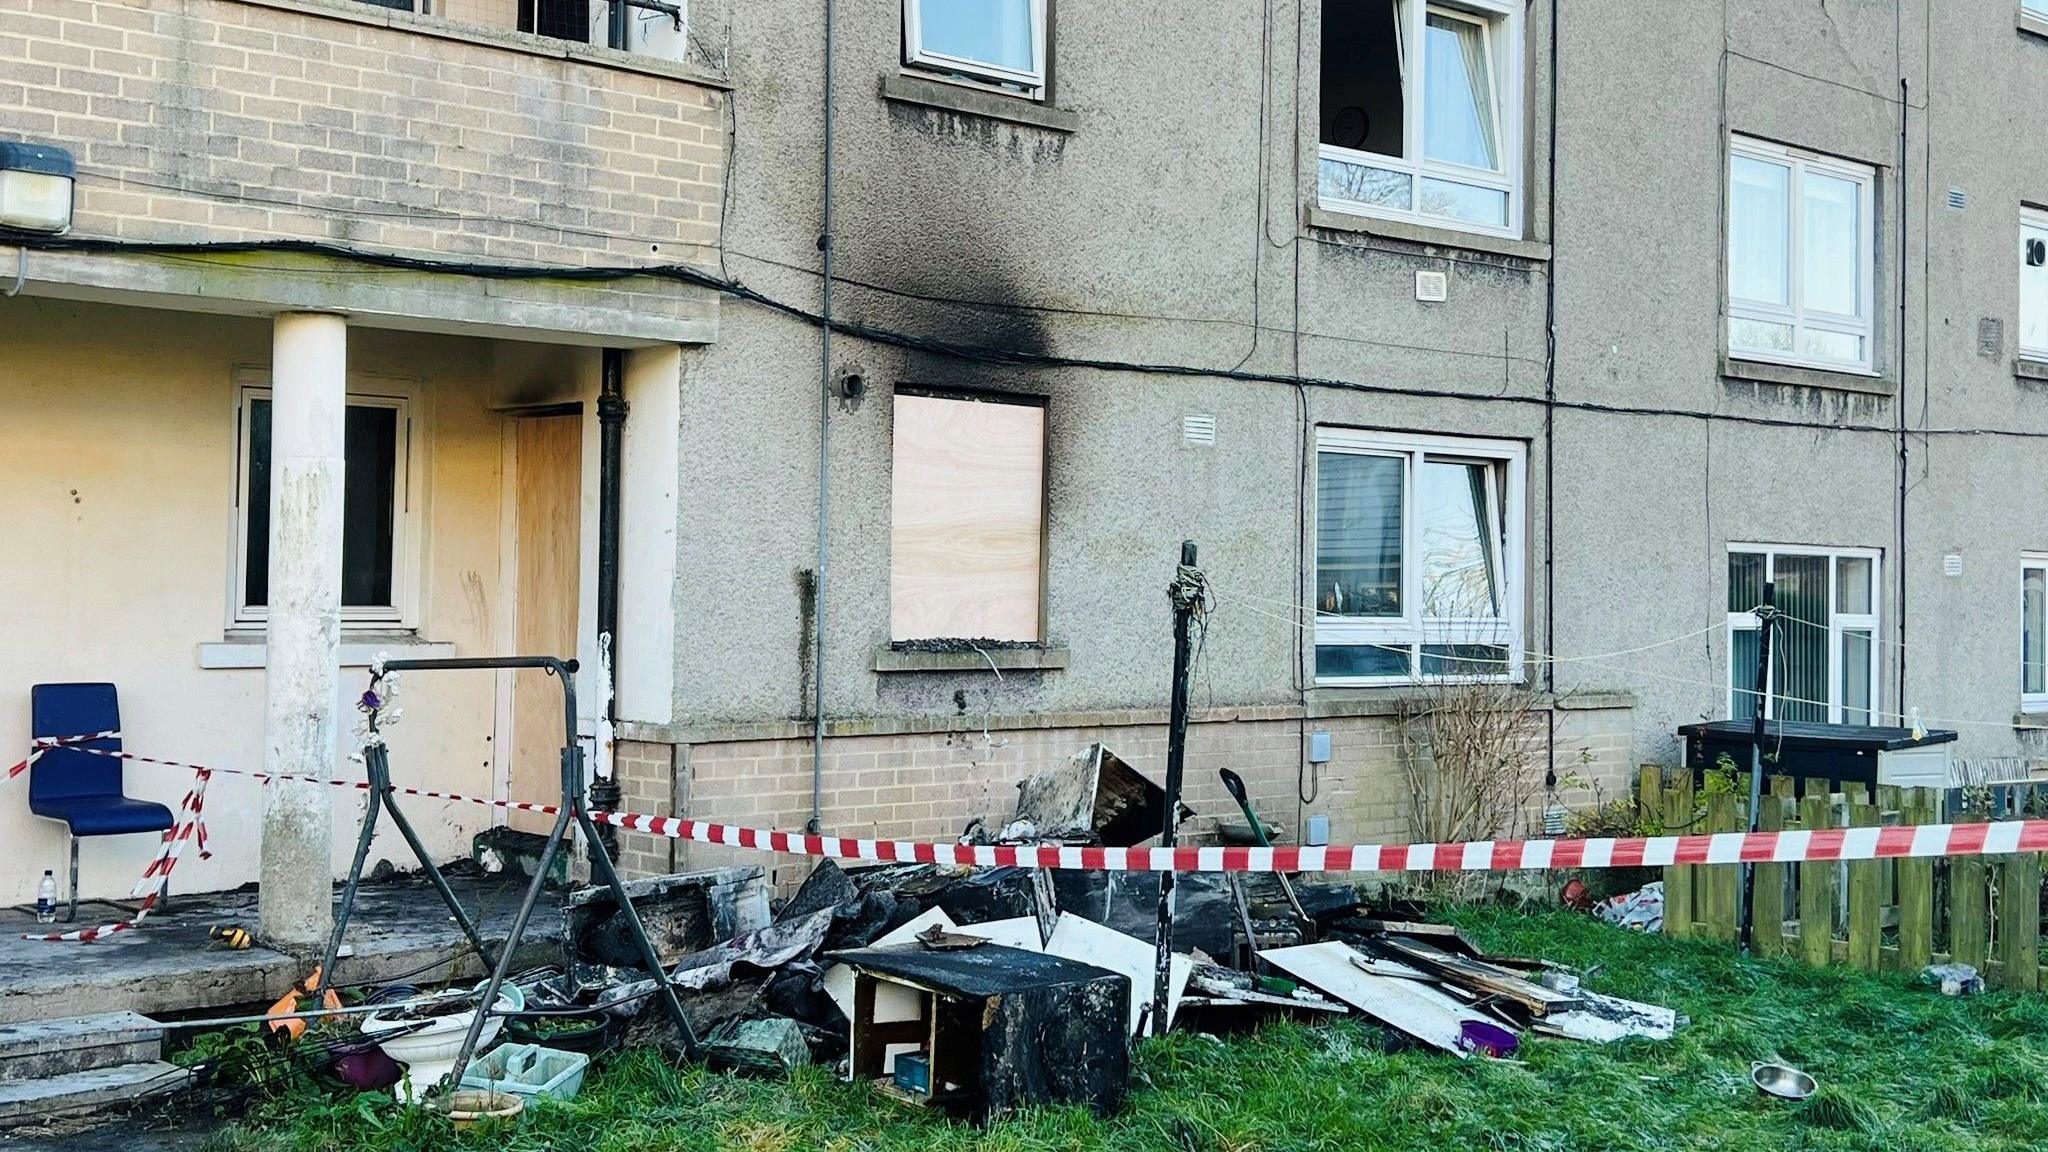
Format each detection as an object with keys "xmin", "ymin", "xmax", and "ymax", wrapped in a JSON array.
[
  {"xmin": 1415, "ymin": 270, "xmax": 1448, "ymax": 302},
  {"xmin": 1875, "ymin": 743, "xmax": 1955, "ymax": 789}
]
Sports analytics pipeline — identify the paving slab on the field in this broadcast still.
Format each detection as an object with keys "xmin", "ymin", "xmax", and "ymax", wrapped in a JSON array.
[
  {"xmin": 0, "ymin": 1012, "xmax": 162, "ymax": 1080},
  {"xmin": 0, "ymin": 1062, "xmax": 191, "ymax": 1127},
  {"xmin": 0, "ymin": 874, "xmax": 562, "ymax": 1025}
]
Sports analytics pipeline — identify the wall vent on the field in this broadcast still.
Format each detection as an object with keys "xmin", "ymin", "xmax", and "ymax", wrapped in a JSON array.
[
  {"xmin": 1415, "ymin": 270, "xmax": 1449, "ymax": 302},
  {"xmin": 1182, "ymin": 413, "xmax": 1216, "ymax": 446},
  {"xmin": 1947, "ymin": 187, "xmax": 1967, "ymax": 211},
  {"xmin": 1979, "ymin": 317, "xmax": 2004, "ymax": 359}
]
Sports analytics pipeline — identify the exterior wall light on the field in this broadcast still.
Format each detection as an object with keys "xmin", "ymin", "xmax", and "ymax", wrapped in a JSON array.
[{"xmin": 0, "ymin": 141, "xmax": 76, "ymax": 235}]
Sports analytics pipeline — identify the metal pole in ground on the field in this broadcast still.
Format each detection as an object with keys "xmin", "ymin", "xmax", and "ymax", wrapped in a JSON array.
[
  {"xmin": 1152, "ymin": 540, "xmax": 1200, "ymax": 1037},
  {"xmin": 1738, "ymin": 579, "xmax": 1777, "ymax": 954}
]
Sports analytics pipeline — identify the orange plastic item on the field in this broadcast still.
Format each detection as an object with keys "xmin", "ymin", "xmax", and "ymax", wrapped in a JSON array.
[{"xmin": 264, "ymin": 965, "xmax": 343, "ymax": 1041}]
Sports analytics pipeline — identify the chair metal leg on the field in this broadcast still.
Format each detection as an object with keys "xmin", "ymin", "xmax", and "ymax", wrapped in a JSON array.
[{"xmin": 65, "ymin": 834, "xmax": 78, "ymax": 923}]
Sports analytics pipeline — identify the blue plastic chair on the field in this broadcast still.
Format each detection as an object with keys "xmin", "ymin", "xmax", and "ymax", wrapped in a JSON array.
[{"xmin": 30, "ymin": 683, "xmax": 173, "ymax": 922}]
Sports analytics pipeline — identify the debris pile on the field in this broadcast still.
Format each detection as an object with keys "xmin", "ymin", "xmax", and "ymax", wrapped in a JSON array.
[{"xmin": 208, "ymin": 742, "xmax": 1679, "ymax": 1124}]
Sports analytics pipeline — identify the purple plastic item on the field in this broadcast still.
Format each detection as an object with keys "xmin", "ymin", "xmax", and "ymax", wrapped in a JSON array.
[
  {"xmin": 1458, "ymin": 1021, "xmax": 1519, "ymax": 1059},
  {"xmin": 332, "ymin": 1046, "xmax": 404, "ymax": 1091}
]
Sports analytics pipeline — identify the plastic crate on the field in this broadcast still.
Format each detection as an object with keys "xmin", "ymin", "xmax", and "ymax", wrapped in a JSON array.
[{"xmin": 458, "ymin": 1042, "xmax": 588, "ymax": 1101}]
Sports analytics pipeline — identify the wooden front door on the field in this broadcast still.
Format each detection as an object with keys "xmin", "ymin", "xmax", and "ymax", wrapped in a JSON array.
[{"xmin": 510, "ymin": 412, "xmax": 582, "ymax": 833}]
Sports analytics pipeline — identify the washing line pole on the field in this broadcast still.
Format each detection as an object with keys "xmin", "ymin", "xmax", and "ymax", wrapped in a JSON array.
[
  {"xmin": 1738, "ymin": 580, "xmax": 1777, "ymax": 955},
  {"xmin": 1153, "ymin": 541, "xmax": 1201, "ymax": 1037},
  {"xmin": 808, "ymin": 0, "xmax": 837, "ymax": 834}
]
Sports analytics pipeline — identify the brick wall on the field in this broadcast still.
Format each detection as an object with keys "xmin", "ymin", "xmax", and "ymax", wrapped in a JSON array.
[
  {"xmin": 619, "ymin": 703, "xmax": 1637, "ymax": 887},
  {"xmin": 0, "ymin": 0, "xmax": 722, "ymax": 267},
  {"xmin": 613, "ymin": 739, "xmax": 675, "ymax": 878}
]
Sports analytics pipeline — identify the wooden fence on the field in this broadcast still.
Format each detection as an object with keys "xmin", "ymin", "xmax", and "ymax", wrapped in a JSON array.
[{"xmin": 1636, "ymin": 766, "xmax": 2045, "ymax": 990}]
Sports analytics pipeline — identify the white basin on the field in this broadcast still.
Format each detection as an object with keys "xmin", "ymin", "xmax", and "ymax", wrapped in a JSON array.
[{"xmin": 361, "ymin": 982, "xmax": 526, "ymax": 1100}]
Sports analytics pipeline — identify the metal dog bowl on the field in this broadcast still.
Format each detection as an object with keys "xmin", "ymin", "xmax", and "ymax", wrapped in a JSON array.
[{"xmin": 1751, "ymin": 1061, "xmax": 1818, "ymax": 1101}]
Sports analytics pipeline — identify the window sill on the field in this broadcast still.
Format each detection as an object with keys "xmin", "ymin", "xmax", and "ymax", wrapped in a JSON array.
[
  {"xmin": 2020, "ymin": 711, "xmax": 2048, "ymax": 730},
  {"xmin": 879, "ymin": 73, "xmax": 1078, "ymax": 134},
  {"xmin": 1303, "ymin": 205, "xmax": 1550, "ymax": 263},
  {"xmin": 1304, "ymin": 687, "xmax": 1631, "ymax": 719},
  {"xmin": 2021, "ymin": 10, "xmax": 2048, "ymax": 41},
  {"xmin": 2016, "ymin": 358, "xmax": 2048, "ymax": 383},
  {"xmin": 1721, "ymin": 356, "xmax": 1893, "ymax": 397},
  {"xmin": 872, "ymin": 645, "xmax": 1071, "ymax": 674},
  {"xmin": 198, "ymin": 635, "xmax": 455, "ymax": 670}
]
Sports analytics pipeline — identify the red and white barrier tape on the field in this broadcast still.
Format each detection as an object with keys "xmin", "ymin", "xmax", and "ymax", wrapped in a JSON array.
[
  {"xmin": 55, "ymin": 744, "xmax": 562, "ymax": 819},
  {"xmin": 21, "ymin": 769, "xmax": 212, "ymax": 943},
  {"xmin": 587, "ymin": 810, "xmax": 2048, "ymax": 871},
  {"xmin": 25, "ymin": 743, "xmax": 2048, "ymax": 899},
  {"xmin": 6, "ymin": 730, "xmax": 120, "ymax": 780}
]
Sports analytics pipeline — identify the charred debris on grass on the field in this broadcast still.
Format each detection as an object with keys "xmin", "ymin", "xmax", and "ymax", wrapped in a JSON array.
[{"xmin": 161, "ymin": 742, "xmax": 1677, "ymax": 1128}]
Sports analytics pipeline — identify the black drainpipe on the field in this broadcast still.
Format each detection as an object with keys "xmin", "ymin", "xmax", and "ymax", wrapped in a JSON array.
[{"xmin": 589, "ymin": 347, "xmax": 628, "ymax": 863}]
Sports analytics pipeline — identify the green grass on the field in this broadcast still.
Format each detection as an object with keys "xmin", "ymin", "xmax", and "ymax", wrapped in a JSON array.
[{"xmin": 195, "ymin": 906, "xmax": 2048, "ymax": 1152}]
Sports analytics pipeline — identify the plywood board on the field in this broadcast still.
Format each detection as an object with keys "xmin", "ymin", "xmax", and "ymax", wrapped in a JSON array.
[
  {"xmin": 1533, "ymin": 990, "xmax": 1678, "ymax": 1043},
  {"xmin": 1261, "ymin": 942, "xmax": 1490, "ymax": 1056},
  {"xmin": 1045, "ymin": 914, "xmax": 1192, "ymax": 1036},
  {"xmin": 511, "ymin": 413, "xmax": 582, "ymax": 833},
  {"xmin": 889, "ymin": 393, "xmax": 1044, "ymax": 642}
]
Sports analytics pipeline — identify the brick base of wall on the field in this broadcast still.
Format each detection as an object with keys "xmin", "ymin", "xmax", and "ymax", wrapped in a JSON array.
[
  {"xmin": 613, "ymin": 740, "xmax": 676, "ymax": 878},
  {"xmin": 612, "ymin": 704, "xmax": 1635, "ymax": 890}
]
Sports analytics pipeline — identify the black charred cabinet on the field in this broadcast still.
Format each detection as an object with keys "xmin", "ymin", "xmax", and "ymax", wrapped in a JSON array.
[{"xmin": 832, "ymin": 943, "xmax": 1130, "ymax": 1121}]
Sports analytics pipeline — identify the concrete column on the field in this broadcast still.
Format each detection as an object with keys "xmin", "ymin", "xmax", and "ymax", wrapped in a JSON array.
[{"xmin": 257, "ymin": 312, "xmax": 346, "ymax": 951}]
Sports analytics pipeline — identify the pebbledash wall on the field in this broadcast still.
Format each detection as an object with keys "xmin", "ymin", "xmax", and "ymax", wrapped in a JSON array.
[{"xmin": 612, "ymin": 700, "xmax": 1636, "ymax": 888}]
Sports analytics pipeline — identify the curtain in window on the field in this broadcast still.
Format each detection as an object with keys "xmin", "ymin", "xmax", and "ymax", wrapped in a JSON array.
[
  {"xmin": 1421, "ymin": 12, "xmax": 1497, "ymax": 171},
  {"xmin": 1416, "ymin": 459, "xmax": 1497, "ymax": 617},
  {"xmin": 1316, "ymin": 452, "xmax": 1402, "ymax": 616},
  {"xmin": 1728, "ymin": 552, "xmax": 1763, "ymax": 720},
  {"xmin": 1729, "ymin": 156, "xmax": 1790, "ymax": 307},
  {"xmin": 2026, "ymin": 568, "xmax": 2046, "ymax": 697},
  {"xmin": 1802, "ymin": 172, "xmax": 1861, "ymax": 318},
  {"xmin": 1771, "ymin": 554, "xmax": 1829, "ymax": 723},
  {"xmin": 920, "ymin": 0, "xmax": 1035, "ymax": 73}
]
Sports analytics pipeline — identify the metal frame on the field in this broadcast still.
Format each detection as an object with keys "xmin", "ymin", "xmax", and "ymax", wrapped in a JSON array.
[
  {"xmin": 36, "ymin": 819, "xmax": 168, "ymax": 923},
  {"xmin": 317, "ymin": 654, "xmax": 698, "ymax": 1096}
]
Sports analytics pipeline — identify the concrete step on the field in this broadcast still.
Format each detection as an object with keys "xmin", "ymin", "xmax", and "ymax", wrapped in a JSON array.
[
  {"xmin": 0, "ymin": 1061, "xmax": 190, "ymax": 1128},
  {"xmin": 0, "ymin": 1013, "xmax": 165, "ymax": 1082}
]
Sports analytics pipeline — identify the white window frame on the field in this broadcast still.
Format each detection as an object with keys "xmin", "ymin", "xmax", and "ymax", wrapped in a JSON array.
[
  {"xmin": 1313, "ymin": 428, "xmax": 1525, "ymax": 686},
  {"xmin": 903, "ymin": 0, "xmax": 1048, "ymax": 95},
  {"xmin": 1726, "ymin": 135, "xmax": 1877, "ymax": 374},
  {"xmin": 2021, "ymin": 208, "xmax": 2048, "ymax": 363},
  {"xmin": 1726, "ymin": 544, "xmax": 1881, "ymax": 723},
  {"xmin": 1317, "ymin": 0, "xmax": 1524, "ymax": 240},
  {"xmin": 2025, "ymin": 554, "xmax": 2048, "ymax": 713},
  {"xmin": 229, "ymin": 381, "xmax": 419, "ymax": 632}
]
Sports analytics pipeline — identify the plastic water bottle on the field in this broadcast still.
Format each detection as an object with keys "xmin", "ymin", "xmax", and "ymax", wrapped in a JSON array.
[{"xmin": 35, "ymin": 871, "xmax": 57, "ymax": 923}]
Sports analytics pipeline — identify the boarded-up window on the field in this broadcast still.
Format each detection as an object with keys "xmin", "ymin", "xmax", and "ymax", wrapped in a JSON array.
[{"xmin": 890, "ymin": 391, "xmax": 1046, "ymax": 642}]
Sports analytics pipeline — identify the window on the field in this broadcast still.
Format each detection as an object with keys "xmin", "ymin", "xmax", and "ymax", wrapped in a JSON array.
[
  {"xmin": 234, "ymin": 386, "xmax": 411, "ymax": 629},
  {"xmin": 2025, "ymin": 556, "xmax": 2048, "ymax": 712},
  {"xmin": 1313, "ymin": 429, "xmax": 1524, "ymax": 684},
  {"xmin": 2028, "ymin": 0, "xmax": 2048, "ymax": 17},
  {"xmin": 1727, "ymin": 546, "xmax": 1879, "ymax": 724},
  {"xmin": 1726, "ymin": 136, "xmax": 1876, "ymax": 373},
  {"xmin": 904, "ymin": 0, "xmax": 1048, "ymax": 95},
  {"xmin": 889, "ymin": 390, "xmax": 1046, "ymax": 642},
  {"xmin": 1317, "ymin": 0, "xmax": 1523, "ymax": 237},
  {"xmin": 2022, "ymin": 210, "xmax": 2048, "ymax": 362}
]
